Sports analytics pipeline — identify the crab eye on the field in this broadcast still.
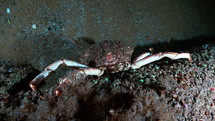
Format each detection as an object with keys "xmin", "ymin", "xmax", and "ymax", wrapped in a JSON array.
[
  {"xmin": 117, "ymin": 63, "xmax": 124, "ymax": 71},
  {"xmin": 124, "ymin": 62, "xmax": 131, "ymax": 70}
]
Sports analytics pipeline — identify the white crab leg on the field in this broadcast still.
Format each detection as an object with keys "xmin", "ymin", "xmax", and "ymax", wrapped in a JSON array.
[
  {"xmin": 82, "ymin": 68, "xmax": 105, "ymax": 76},
  {"xmin": 29, "ymin": 59, "xmax": 89, "ymax": 92},
  {"xmin": 163, "ymin": 52, "xmax": 191, "ymax": 60},
  {"xmin": 135, "ymin": 52, "xmax": 151, "ymax": 61},
  {"xmin": 45, "ymin": 59, "xmax": 88, "ymax": 70},
  {"xmin": 131, "ymin": 52, "xmax": 191, "ymax": 69}
]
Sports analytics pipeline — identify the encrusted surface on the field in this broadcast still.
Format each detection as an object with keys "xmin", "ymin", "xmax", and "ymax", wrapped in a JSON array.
[{"xmin": 80, "ymin": 40, "xmax": 133, "ymax": 68}]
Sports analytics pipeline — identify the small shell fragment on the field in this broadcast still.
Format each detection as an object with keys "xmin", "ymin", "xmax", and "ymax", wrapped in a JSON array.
[
  {"xmin": 6, "ymin": 8, "xmax": 10, "ymax": 13},
  {"xmin": 32, "ymin": 24, "xmax": 37, "ymax": 29}
]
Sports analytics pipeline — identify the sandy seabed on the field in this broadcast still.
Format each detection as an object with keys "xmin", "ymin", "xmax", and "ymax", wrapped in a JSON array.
[{"xmin": 0, "ymin": 41, "xmax": 214, "ymax": 121}]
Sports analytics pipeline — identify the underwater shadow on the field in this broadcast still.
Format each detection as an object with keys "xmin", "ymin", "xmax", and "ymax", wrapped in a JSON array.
[{"xmin": 75, "ymin": 91, "xmax": 134, "ymax": 121}]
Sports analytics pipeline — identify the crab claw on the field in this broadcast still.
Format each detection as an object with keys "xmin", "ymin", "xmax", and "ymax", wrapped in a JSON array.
[
  {"xmin": 55, "ymin": 77, "xmax": 72, "ymax": 96},
  {"xmin": 55, "ymin": 90, "xmax": 62, "ymax": 96},
  {"xmin": 54, "ymin": 68, "xmax": 105, "ymax": 96}
]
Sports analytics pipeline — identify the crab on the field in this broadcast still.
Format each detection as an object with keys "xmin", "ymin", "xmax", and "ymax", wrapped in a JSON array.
[{"xmin": 29, "ymin": 40, "xmax": 191, "ymax": 96}]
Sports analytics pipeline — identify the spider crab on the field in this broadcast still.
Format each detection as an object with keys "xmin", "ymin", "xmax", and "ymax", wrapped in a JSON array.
[{"xmin": 30, "ymin": 40, "xmax": 191, "ymax": 96}]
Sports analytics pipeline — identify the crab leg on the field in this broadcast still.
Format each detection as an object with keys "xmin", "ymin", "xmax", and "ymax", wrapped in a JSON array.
[
  {"xmin": 131, "ymin": 52, "xmax": 191, "ymax": 69},
  {"xmin": 29, "ymin": 59, "xmax": 89, "ymax": 92},
  {"xmin": 55, "ymin": 68, "xmax": 105, "ymax": 96},
  {"xmin": 135, "ymin": 52, "xmax": 151, "ymax": 61}
]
